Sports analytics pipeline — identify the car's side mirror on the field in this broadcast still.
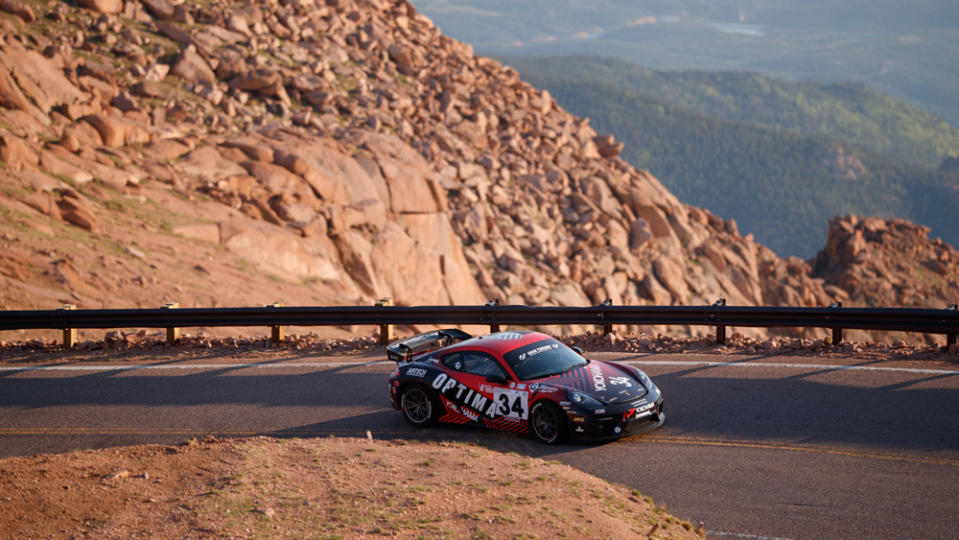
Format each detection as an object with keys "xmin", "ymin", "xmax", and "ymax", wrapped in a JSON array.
[
  {"xmin": 486, "ymin": 375, "xmax": 508, "ymax": 385},
  {"xmin": 572, "ymin": 346, "xmax": 584, "ymax": 356}
]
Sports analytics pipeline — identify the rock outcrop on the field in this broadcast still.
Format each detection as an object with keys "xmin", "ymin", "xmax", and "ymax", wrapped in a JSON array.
[
  {"xmin": 812, "ymin": 216, "xmax": 959, "ymax": 309},
  {"xmin": 0, "ymin": 0, "xmax": 953, "ymax": 341}
]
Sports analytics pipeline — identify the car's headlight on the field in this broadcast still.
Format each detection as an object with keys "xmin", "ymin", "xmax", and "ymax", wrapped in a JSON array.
[
  {"xmin": 567, "ymin": 391, "xmax": 603, "ymax": 410},
  {"xmin": 633, "ymin": 369, "xmax": 654, "ymax": 389}
]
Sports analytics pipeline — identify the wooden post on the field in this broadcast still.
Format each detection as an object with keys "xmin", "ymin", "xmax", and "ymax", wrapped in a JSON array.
[
  {"xmin": 829, "ymin": 302, "xmax": 842, "ymax": 345},
  {"xmin": 58, "ymin": 304, "xmax": 76, "ymax": 348},
  {"xmin": 713, "ymin": 298, "xmax": 726, "ymax": 345},
  {"xmin": 162, "ymin": 302, "xmax": 180, "ymax": 345},
  {"xmin": 486, "ymin": 299, "xmax": 500, "ymax": 333},
  {"xmin": 947, "ymin": 304, "xmax": 957, "ymax": 350},
  {"xmin": 600, "ymin": 299, "xmax": 612, "ymax": 335},
  {"xmin": 266, "ymin": 302, "xmax": 284, "ymax": 344},
  {"xmin": 376, "ymin": 298, "xmax": 394, "ymax": 345}
]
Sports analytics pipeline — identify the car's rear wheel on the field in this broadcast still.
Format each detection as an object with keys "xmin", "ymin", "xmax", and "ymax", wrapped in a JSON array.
[
  {"xmin": 400, "ymin": 384, "xmax": 436, "ymax": 428},
  {"xmin": 529, "ymin": 401, "xmax": 566, "ymax": 444}
]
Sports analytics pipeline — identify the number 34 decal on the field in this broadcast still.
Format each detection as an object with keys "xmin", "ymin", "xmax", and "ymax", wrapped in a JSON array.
[{"xmin": 493, "ymin": 388, "xmax": 528, "ymax": 420}]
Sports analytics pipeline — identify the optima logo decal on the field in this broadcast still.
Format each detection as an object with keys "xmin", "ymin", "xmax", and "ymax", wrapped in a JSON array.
[{"xmin": 430, "ymin": 373, "xmax": 499, "ymax": 419}]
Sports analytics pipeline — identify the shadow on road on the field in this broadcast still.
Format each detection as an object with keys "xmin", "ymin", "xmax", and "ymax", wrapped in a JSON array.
[{"xmin": 1, "ymin": 365, "xmax": 957, "ymax": 453}]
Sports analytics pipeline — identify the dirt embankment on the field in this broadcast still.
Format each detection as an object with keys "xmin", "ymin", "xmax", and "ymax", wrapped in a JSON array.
[{"xmin": 0, "ymin": 436, "xmax": 702, "ymax": 539}]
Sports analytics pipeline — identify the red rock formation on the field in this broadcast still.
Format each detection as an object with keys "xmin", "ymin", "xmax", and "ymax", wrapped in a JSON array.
[{"xmin": 0, "ymin": 0, "xmax": 948, "ymax": 343}]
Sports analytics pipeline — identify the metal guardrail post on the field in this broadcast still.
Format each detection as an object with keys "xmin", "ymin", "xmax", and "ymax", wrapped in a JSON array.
[
  {"xmin": 486, "ymin": 299, "xmax": 500, "ymax": 333},
  {"xmin": 713, "ymin": 298, "xmax": 726, "ymax": 344},
  {"xmin": 162, "ymin": 302, "xmax": 180, "ymax": 344},
  {"xmin": 376, "ymin": 297, "xmax": 394, "ymax": 345},
  {"xmin": 948, "ymin": 304, "xmax": 958, "ymax": 349},
  {"xmin": 266, "ymin": 302, "xmax": 284, "ymax": 343},
  {"xmin": 58, "ymin": 304, "xmax": 77, "ymax": 348},
  {"xmin": 829, "ymin": 302, "xmax": 843, "ymax": 345},
  {"xmin": 600, "ymin": 299, "xmax": 613, "ymax": 335}
]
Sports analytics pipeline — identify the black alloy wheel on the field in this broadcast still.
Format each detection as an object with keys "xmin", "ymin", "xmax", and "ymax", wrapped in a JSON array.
[
  {"xmin": 400, "ymin": 384, "xmax": 435, "ymax": 427},
  {"xmin": 529, "ymin": 401, "xmax": 566, "ymax": 444}
]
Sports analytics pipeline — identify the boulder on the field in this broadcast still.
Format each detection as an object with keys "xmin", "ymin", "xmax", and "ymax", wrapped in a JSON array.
[
  {"xmin": 332, "ymin": 229, "xmax": 384, "ymax": 297},
  {"xmin": 219, "ymin": 218, "xmax": 342, "ymax": 281},
  {"xmin": 397, "ymin": 212, "xmax": 486, "ymax": 305},
  {"xmin": 229, "ymin": 69, "xmax": 280, "ymax": 91},
  {"xmin": 57, "ymin": 194, "xmax": 98, "ymax": 231},
  {"xmin": 653, "ymin": 256, "xmax": 688, "ymax": 301},
  {"xmin": 221, "ymin": 138, "xmax": 274, "ymax": 163},
  {"xmin": 0, "ymin": 0, "xmax": 35, "ymax": 22},
  {"xmin": 171, "ymin": 45, "xmax": 216, "ymax": 85},
  {"xmin": 81, "ymin": 114, "xmax": 150, "ymax": 148},
  {"xmin": 0, "ymin": 62, "xmax": 33, "ymax": 112},
  {"xmin": 0, "ymin": 41, "xmax": 83, "ymax": 114},
  {"xmin": 140, "ymin": 0, "xmax": 175, "ymax": 20},
  {"xmin": 387, "ymin": 44, "xmax": 416, "ymax": 75},
  {"xmin": 177, "ymin": 146, "xmax": 246, "ymax": 180},
  {"xmin": 77, "ymin": 0, "xmax": 122, "ymax": 14},
  {"xmin": 0, "ymin": 133, "xmax": 38, "ymax": 171},
  {"xmin": 39, "ymin": 150, "xmax": 94, "ymax": 184},
  {"xmin": 359, "ymin": 132, "xmax": 443, "ymax": 213},
  {"xmin": 370, "ymin": 222, "xmax": 449, "ymax": 306}
]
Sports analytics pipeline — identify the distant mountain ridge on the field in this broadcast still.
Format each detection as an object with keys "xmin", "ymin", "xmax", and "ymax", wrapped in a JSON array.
[
  {"xmin": 501, "ymin": 56, "xmax": 959, "ymax": 170},
  {"xmin": 503, "ymin": 57, "xmax": 959, "ymax": 258},
  {"xmin": 414, "ymin": 0, "xmax": 959, "ymax": 128}
]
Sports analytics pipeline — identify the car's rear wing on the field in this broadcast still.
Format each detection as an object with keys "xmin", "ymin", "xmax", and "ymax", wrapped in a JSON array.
[{"xmin": 386, "ymin": 328, "xmax": 472, "ymax": 363}]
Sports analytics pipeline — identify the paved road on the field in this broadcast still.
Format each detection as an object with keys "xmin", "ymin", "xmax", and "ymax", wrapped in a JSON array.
[{"xmin": 1, "ymin": 353, "xmax": 957, "ymax": 539}]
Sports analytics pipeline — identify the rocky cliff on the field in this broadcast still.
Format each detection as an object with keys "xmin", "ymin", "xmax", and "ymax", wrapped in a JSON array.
[
  {"xmin": 812, "ymin": 216, "xmax": 959, "ymax": 309},
  {"xmin": 0, "ymin": 0, "xmax": 954, "ymax": 340}
]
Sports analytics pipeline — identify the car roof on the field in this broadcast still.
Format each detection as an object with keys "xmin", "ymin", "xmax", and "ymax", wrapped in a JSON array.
[{"xmin": 441, "ymin": 330, "xmax": 552, "ymax": 357}]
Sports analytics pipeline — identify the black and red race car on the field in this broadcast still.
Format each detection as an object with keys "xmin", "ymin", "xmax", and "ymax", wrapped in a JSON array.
[{"xmin": 387, "ymin": 329, "xmax": 665, "ymax": 444}]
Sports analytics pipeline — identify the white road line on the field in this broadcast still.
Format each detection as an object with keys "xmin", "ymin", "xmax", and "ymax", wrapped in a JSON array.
[
  {"xmin": 625, "ymin": 360, "xmax": 959, "ymax": 376},
  {"xmin": 0, "ymin": 359, "xmax": 955, "ymax": 376},
  {"xmin": 0, "ymin": 361, "xmax": 393, "ymax": 372},
  {"xmin": 706, "ymin": 532, "xmax": 793, "ymax": 540}
]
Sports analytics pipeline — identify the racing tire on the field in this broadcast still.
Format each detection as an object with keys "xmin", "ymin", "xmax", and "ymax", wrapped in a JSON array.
[
  {"xmin": 400, "ymin": 384, "xmax": 437, "ymax": 428},
  {"xmin": 529, "ymin": 401, "xmax": 567, "ymax": 444}
]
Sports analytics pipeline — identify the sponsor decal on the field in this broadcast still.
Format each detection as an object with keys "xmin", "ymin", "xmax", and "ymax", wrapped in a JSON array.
[
  {"xmin": 405, "ymin": 368, "xmax": 427, "ymax": 378},
  {"xmin": 429, "ymin": 373, "xmax": 502, "ymax": 419},
  {"xmin": 518, "ymin": 342, "xmax": 560, "ymax": 361},
  {"xmin": 637, "ymin": 402, "xmax": 655, "ymax": 412},
  {"xmin": 631, "ymin": 399, "xmax": 648, "ymax": 408},
  {"xmin": 594, "ymin": 408, "xmax": 606, "ymax": 415},
  {"xmin": 609, "ymin": 376, "xmax": 632, "ymax": 387},
  {"xmin": 589, "ymin": 363, "xmax": 606, "ymax": 391},
  {"xmin": 559, "ymin": 401, "xmax": 571, "ymax": 406},
  {"xmin": 575, "ymin": 426, "xmax": 585, "ymax": 433}
]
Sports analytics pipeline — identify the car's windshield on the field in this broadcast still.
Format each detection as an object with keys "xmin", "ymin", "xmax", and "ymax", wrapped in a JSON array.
[{"xmin": 501, "ymin": 338, "xmax": 587, "ymax": 380}]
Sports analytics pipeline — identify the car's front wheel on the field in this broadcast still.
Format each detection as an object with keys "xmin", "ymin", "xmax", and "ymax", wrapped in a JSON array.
[
  {"xmin": 529, "ymin": 401, "xmax": 566, "ymax": 444},
  {"xmin": 400, "ymin": 384, "xmax": 436, "ymax": 428}
]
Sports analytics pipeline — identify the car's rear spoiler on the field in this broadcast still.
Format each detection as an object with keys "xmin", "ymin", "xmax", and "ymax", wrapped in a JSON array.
[{"xmin": 386, "ymin": 328, "xmax": 472, "ymax": 363}]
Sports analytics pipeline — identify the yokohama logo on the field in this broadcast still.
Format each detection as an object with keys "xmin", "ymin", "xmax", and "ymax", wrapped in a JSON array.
[{"xmin": 589, "ymin": 363, "xmax": 606, "ymax": 391}]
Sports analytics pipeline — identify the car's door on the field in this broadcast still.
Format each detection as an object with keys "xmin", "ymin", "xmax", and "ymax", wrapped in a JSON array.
[{"xmin": 435, "ymin": 350, "xmax": 528, "ymax": 423}]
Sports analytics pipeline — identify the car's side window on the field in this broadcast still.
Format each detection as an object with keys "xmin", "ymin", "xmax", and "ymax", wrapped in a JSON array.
[
  {"xmin": 441, "ymin": 352, "xmax": 509, "ymax": 379},
  {"xmin": 461, "ymin": 352, "xmax": 508, "ymax": 379},
  {"xmin": 441, "ymin": 352, "xmax": 464, "ymax": 371}
]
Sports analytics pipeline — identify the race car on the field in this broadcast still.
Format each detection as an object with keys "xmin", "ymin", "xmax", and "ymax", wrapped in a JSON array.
[{"xmin": 387, "ymin": 329, "xmax": 665, "ymax": 444}]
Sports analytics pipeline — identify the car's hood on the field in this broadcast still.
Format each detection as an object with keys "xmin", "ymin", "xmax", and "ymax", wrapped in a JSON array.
[{"xmin": 542, "ymin": 360, "xmax": 647, "ymax": 403}]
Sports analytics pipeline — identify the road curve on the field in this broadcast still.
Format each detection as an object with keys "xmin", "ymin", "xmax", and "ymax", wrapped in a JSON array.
[{"xmin": 0, "ymin": 352, "xmax": 957, "ymax": 539}]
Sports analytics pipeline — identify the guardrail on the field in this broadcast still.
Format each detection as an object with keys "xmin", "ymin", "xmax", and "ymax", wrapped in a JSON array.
[{"xmin": 1, "ymin": 300, "xmax": 957, "ymax": 349}]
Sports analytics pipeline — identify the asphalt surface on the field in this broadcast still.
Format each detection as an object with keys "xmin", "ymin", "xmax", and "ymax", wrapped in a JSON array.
[{"xmin": 1, "ymin": 352, "xmax": 957, "ymax": 539}]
